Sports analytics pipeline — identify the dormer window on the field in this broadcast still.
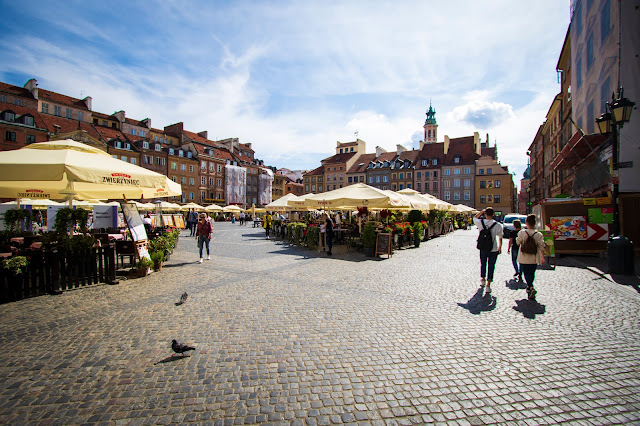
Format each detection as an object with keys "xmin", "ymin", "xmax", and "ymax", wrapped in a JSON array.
[
  {"xmin": 124, "ymin": 143, "xmax": 130, "ymax": 150},
  {"xmin": 454, "ymin": 155, "xmax": 461, "ymax": 163},
  {"xmin": 22, "ymin": 115, "xmax": 34, "ymax": 126},
  {"xmin": 115, "ymin": 141, "xmax": 122, "ymax": 149},
  {"xmin": 154, "ymin": 136, "xmax": 159, "ymax": 142},
  {"xmin": 187, "ymin": 152, "xmax": 192, "ymax": 158},
  {"xmin": 422, "ymin": 159, "xmax": 428, "ymax": 167},
  {"xmin": 405, "ymin": 160, "xmax": 410, "ymax": 167},
  {"xmin": 155, "ymin": 144, "xmax": 161, "ymax": 151},
  {"xmin": 3, "ymin": 112, "xmax": 15, "ymax": 122},
  {"xmin": 130, "ymin": 129, "xmax": 136, "ymax": 135},
  {"xmin": 178, "ymin": 150, "xmax": 183, "ymax": 157},
  {"xmin": 433, "ymin": 159, "xmax": 438, "ymax": 165},
  {"xmin": 169, "ymin": 148, "xmax": 174, "ymax": 155},
  {"xmin": 142, "ymin": 141, "xmax": 149, "ymax": 149}
]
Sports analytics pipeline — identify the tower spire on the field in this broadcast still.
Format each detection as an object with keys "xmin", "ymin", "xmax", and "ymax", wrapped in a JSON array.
[{"xmin": 423, "ymin": 100, "xmax": 438, "ymax": 143}]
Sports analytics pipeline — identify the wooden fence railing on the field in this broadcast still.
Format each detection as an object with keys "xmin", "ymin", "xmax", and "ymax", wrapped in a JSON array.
[{"xmin": 0, "ymin": 243, "xmax": 118, "ymax": 303}]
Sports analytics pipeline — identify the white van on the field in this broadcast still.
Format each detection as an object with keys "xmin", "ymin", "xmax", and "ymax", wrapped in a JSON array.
[{"xmin": 503, "ymin": 214, "xmax": 527, "ymax": 238}]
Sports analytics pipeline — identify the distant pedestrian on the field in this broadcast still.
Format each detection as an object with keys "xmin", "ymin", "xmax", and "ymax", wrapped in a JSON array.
[
  {"xmin": 324, "ymin": 213, "xmax": 334, "ymax": 255},
  {"xmin": 507, "ymin": 219, "xmax": 522, "ymax": 281},
  {"xmin": 239, "ymin": 212, "xmax": 245, "ymax": 226},
  {"xmin": 473, "ymin": 207, "xmax": 503, "ymax": 292},
  {"xmin": 517, "ymin": 214, "xmax": 546, "ymax": 301},
  {"xmin": 264, "ymin": 212, "xmax": 273, "ymax": 238},
  {"xmin": 195, "ymin": 213, "xmax": 213, "ymax": 263},
  {"xmin": 188, "ymin": 209, "xmax": 198, "ymax": 236}
]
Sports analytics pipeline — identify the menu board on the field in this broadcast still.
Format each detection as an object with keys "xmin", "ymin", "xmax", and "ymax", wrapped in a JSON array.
[
  {"xmin": 161, "ymin": 215, "xmax": 175, "ymax": 227},
  {"xmin": 588, "ymin": 207, "xmax": 613, "ymax": 224},
  {"xmin": 375, "ymin": 233, "xmax": 392, "ymax": 258},
  {"xmin": 121, "ymin": 202, "xmax": 148, "ymax": 242},
  {"xmin": 173, "ymin": 215, "xmax": 185, "ymax": 228}
]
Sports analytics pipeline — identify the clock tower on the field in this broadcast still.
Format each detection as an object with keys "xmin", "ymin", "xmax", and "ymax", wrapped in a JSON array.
[{"xmin": 423, "ymin": 101, "xmax": 438, "ymax": 143}]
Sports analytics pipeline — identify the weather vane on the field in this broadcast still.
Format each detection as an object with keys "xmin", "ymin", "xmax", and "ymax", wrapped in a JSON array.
[{"xmin": 354, "ymin": 130, "xmax": 359, "ymax": 139}]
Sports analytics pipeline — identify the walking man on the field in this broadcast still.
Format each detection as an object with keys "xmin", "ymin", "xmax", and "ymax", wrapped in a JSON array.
[
  {"xmin": 473, "ymin": 207, "xmax": 503, "ymax": 292},
  {"xmin": 516, "ymin": 214, "xmax": 546, "ymax": 301}
]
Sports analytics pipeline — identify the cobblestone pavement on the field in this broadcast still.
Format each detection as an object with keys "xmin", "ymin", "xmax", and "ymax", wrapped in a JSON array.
[{"xmin": 1, "ymin": 223, "xmax": 640, "ymax": 425}]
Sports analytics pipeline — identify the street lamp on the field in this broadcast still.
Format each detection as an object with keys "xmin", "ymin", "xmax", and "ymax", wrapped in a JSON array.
[{"xmin": 595, "ymin": 86, "xmax": 635, "ymax": 274}]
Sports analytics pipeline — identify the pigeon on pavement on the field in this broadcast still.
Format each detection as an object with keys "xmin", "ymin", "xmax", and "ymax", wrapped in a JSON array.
[
  {"xmin": 171, "ymin": 339, "xmax": 195, "ymax": 356},
  {"xmin": 175, "ymin": 292, "xmax": 188, "ymax": 306}
]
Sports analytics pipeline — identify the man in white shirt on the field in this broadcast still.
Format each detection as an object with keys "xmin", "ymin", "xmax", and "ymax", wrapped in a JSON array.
[{"xmin": 473, "ymin": 207, "xmax": 503, "ymax": 291}]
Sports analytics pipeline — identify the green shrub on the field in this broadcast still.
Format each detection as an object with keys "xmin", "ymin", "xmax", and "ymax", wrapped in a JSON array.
[
  {"xmin": 407, "ymin": 210, "xmax": 422, "ymax": 224},
  {"xmin": 3, "ymin": 256, "xmax": 28, "ymax": 275},
  {"xmin": 3, "ymin": 208, "xmax": 32, "ymax": 232},
  {"xmin": 307, "ymin": 225, "xmax": 320, "ymax": 249},
  {"xmin": 362, "ymin": 223, "xmax": 376, "ymax": 249}
]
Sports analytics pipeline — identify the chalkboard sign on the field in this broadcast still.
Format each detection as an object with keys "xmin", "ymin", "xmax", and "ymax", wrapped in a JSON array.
[{"xmin": 376, "ymin": 233, "xmax": 392, "ymax": 258}]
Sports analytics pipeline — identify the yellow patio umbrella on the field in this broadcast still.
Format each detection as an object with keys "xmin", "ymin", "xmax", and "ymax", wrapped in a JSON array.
[
  {"xmin": 155, "ymin": 201, "xmax": 182, "ymax": 211},
  {"xmin": 0, "ymin": 140, "xmax": 181, "ymax": 200},
  {"xmin": 204, "ymin": 204, "xmax": 224, "ymax": 212},
  {"xmin": 301, "ymin": 183, "xmax": 408, "ymax": 210},
  {"xmin": 2, "ymin": 198, "xmax": 62, "ymax": 208},
  {"xmin": 397, "ymin": 188, "xmax": 451, "ymax": 210},
  {"xmin": 181, "ymin": 202, "xmax": 205, "ymax": 211},
  {"xmin": 223, "ymin": 205, "xmax": 244, "ymax": 212},
  {"xmin": 264, "ymin": 193, "xmax": 301, "ymax": 211},
  {"xmin": 285, "ymin": 193, "xmax": 316, "ymax": 210},
  {"xmin": 451, "ymin": 204, "xmax": 475, "ymax": 213}
]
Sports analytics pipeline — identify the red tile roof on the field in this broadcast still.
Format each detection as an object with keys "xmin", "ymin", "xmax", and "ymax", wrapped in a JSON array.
[
  {"xmin": 38, "ymin": 114, "xmax": 101, "ymax": 140},
  {"xmin": 481, "ymin": 146, "xmax": 497, "ymax": 159},
  {"xmin": 0, "ymin": 101, "xmax": 48, "ymax": 130},
  {"xmin": 92, "ymin": 111, "xmax": 117, "ymax": 120},
  {"xmin": 0, "ymin": 82, "xmax": 33, "ymax": 98},
  {"xmin": 347, "ymin": 153, "xmax": 377, "ymax": 173},
  {"xmin": 192, "ymin": 142, "xmax": 234, "ymax": 161},
  {"xmin": 304, "ymin": 165, "xmax": 325, "ymax": 176},
  {"xmin": 320, "ymin": 151, "xmax": 357, "ymax": 164},
  {"xmin": 124, "ymin": 117, "xmax": 149, "ymax": 127},
  {"xmin": 443, "ymin": 136, "xmax": 479, "ymax": 165},
  {"xmin": 183, "ymin": 130, "xmax": 210, "ymax": 145},
  {"xmin": 38, "ymin": 89, "xmax": 90, "ymax": 110},
  {"xmin": 94, "ymin": 125, "xmax": 129, "ymax": 143},
  {"xmin": 416, "ymin": 142, "xmax": 445, "ymax": 168}
]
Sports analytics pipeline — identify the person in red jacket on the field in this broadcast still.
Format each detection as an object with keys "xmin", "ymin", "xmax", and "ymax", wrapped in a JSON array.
[{"xmin": 195, "ymin": 213, "xmax": 213, "ymax": 263}]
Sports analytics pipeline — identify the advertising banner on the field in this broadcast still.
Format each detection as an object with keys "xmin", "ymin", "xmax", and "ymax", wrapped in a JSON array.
[
  {"xmin": 225, "ymin": 165, "xmax": 247, "ymax": 205},
  {"xmin": 549, "ymin": 216, "xmax": 587, "ymax": 240},
  {"xmin": 258, "ymin": 169, "xmax": 274, "ymax": 206},
  {"xmin": 121, "ymin": 202, "xmax": 148, "ymax": 242},
  {"xmin": 93, "ymin": 205, "xmax": 118, "ymax": 230}
]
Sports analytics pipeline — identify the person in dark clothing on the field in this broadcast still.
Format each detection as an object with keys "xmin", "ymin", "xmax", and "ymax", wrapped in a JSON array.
[
  {"xmin": 324, "ymin": 213, "xmax": 334, "ymax": 255},
  {"xmin": 507, "ymin": 219, "xmax": 522, "ymax": 281}
]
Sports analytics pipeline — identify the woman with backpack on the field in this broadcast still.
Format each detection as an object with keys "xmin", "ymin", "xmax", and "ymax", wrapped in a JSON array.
[{"xmin": 516, "ymin": 214, "xmax": 546, "ymax": 301}]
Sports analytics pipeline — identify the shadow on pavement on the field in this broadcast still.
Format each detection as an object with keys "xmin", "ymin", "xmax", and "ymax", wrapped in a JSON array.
[
  {"xmin": 163, "ymin": 261, "xmax": 200, "ymax": 268},
  {"xmin": 457, "ymin": 287, "xmax": 497, "ymax": 315},
  {"xmin": 154, "ymin": 355, "xmax": 190, "ymax": 365},
  {"xmin": 505, "ymin": 278, "xmax": 527, "ymax": 290},
  {"xmin": 512, "ymin": 299, "xmax": 546, "ymax": 319}
]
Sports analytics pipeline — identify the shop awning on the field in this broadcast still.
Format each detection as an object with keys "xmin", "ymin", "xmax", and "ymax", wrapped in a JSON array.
[{"xmin": 551, "ymin": 131, "xmax": 610, "ymax": 170}]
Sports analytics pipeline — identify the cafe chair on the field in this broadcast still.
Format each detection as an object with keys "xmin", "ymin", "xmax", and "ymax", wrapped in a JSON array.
[{"xmin": 115, "ymin": 240, "xmax": 136, "ymax": 269}]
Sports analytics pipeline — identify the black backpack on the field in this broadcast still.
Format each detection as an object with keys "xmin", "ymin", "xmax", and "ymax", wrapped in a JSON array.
[
  {"xmin": 520, "ymin": 230, "xmax": 540, "ymax": 254},
  {"xmin": 476, "ymin": 219, "xmax": 497, "ymax": 251}
]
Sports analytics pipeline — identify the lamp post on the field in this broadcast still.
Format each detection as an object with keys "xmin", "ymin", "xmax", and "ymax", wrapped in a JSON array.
[
  {"xmin": 595, "ymin": 87, "xmax": 635, "ymax": 236},
  {"xmin": 595, "ymin": 86, "xmax": 635, "ymax": 274}
]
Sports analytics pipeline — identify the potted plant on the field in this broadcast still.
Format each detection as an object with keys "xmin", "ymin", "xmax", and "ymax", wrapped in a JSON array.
[
  {"xmin": 135, "ymin": 257, "xmax": 153, "ymax": 277},
  {"xmin": 3, "ymin": 255, "xmax": 28, "ymax": 276},
  {"xmin": 150, "ymin": 251, "xmax": 164, "ymax": 271},
  {"xmin": 3, "ymin": 209, "xmax": 32, "ymax": 233},
  {"xmin": 306, "ymin": 224, "xmax": 320, "ymax": 249},
  {"xmin": 361, "ymin": 223, "xmax": 376, "ymax": 257},
  {"xmin": 413, "ymin": 222, "xmax": 423, "ymax": 248}
]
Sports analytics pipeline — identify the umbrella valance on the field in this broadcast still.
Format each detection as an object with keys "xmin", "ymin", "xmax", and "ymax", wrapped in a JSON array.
[
  {"xmin": 264, "ymin": 193, "xmax": 301, "ymax": 211},
  {"xmin": 0, "ymin": 140, "xmax": 181, "ymax": 200}
]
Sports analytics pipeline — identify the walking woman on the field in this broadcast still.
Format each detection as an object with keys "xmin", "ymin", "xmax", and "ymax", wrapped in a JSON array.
[
  {"xmin": 195, "ymin": 213, "xmax": 213, "ymax": 263},
  {"xmin": 516, "ymin": 214, "xmax": 546, "ymax": 301},
  {"xmin": 507, "ymin": 219, "xmax": 522, "ymax": 281}
]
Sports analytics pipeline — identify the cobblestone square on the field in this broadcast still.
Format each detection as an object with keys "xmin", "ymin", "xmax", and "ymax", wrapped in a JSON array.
[{"xmin": 1, "ymin": 223, "xmax": 639, "ymax": 425}]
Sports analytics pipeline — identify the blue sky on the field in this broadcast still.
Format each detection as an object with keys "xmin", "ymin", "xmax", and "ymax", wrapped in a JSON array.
[{"xmin": 0, "ymin": 1, "xmax": 570, "ymax": 187}]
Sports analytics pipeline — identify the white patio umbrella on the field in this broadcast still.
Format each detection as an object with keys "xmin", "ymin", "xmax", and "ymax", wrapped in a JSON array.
[
  {"xmin": 301, "ymin": 183, "xmax": 408, "ymax": 210},
  {"xmin": 2, "ymin": 198, "xmax": 62, "ymax": 208},
  {"xmin": 181, "ymin": 202, "xmax": 205, "ymax": 211},
  {"xmin": 264, "ymin": 193, "xmax": 301, "ymax": 211},
  {"xmin": 397, "ymin": 188, "xmax": 451, "ymax": 210},
  {"xmin": 204, "ymin": 204, "xmax": 224, "ymax": 212},
  {"xmin": 285, "ymin": 193, "xmax": 316, "ymax": 210},
  {"xmin": 223, "ymin": 205, "xmax": 244, "ymax": 212},
  {"xmin": 155, "ymin": 201, "xmax": 182, "ymax": 211},
  {"xmin": 0, "ymin": 140, "xmax": 181, "ymax": 201}
]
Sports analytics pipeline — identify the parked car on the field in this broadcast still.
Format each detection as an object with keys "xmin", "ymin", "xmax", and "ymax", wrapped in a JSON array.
[{"xmin": 502, "ymin": 214, "xmax": 527, "ymax": 238}]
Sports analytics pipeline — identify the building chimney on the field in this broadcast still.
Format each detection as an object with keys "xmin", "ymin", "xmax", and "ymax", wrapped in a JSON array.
[
  {"xmin": 141, "ymin": 118, "xmax": 151, "ymax": 129},
  {"xmin": 113, "ymin": 110, "xmax": 125, "ymax": 124},
  {"xmin": 375, "ymin": 146, "xmax": 387, "ymax": 157},
  {"xmin": 83, "ymin": 96, "xmax": 92, "ymax": 111},
  {"xmin": 198, "ymin": 130, "xmax": 208, "ymax": 139},
  {"xmin": 396, "ymin": 144, "xmax": 407, "ymax": 156},
  {"xmin": 419, "ymin": 140, "xmax": 425, "ymax": 150},
  {"xmin": 24, "ymin": 79, "xmax": 38, "ymax": 99},
  {"xmin": 474, "ymin": 132, "xmax": 481, "ymax": 155},
  {"xmin": 444, "ymin": 135, "xmax": 450, "ymax": 154}
]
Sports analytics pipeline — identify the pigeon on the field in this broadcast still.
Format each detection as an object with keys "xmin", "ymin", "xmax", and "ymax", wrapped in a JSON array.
[
  {"xmin": 175, "ymin": 292, "xmax": 188, "ymax": 306},
  {"xmin": 171, "ymin": 339, "xmax": 195, "ymax": 356}
]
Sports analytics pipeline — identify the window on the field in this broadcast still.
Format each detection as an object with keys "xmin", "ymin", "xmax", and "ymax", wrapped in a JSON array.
[
  {"xmin": 154, "ymin": 136, "xmax": 159, "ymax": 142},
  {"xmin": 172, "ymin": 176, "xmax": 177, "ymax": 182},
  {"xmin": 181, "ymin": 177, "xmax": 186, "ymax": 184},
  {"xmin": 130, "ymin": 129, "xmax": 136, "ymax": 135},
  {"xmin": 444, "ymin": 169, "xmax": 450, "ymax": 176},
  {"xmin": 480, "ymin": 180, "xmax": 486, "ymax": 188},
  {"xmin": 0, "ymin": 94, "xmax": 5, "ymax": 102},
  {"xmin": 139, "ymin": 130, "xmax": 145, "ymax": 137},
  {"xmin": 417, "ymin": 172, "xmax": 422, "ymax": 178},
  {"xmin": 4, "ymin": 112, "xmax": 15, "ymax": 122},
  {"xmin": 65, "ymin": 108, "xmax": 72, "ymax": 119},
  {"xmin": 464, "ymin": 167, "xmax": 470, "ymax": 174},
  {"xmin": 601, "ymin": 0, "xmax": 611, "ymax": 43},
  {"xmin": 53, "ymin": 106, "xmax": 61, "ymax": 116},
  {"xmin": 77, "ymin": 112, "xmax": 83, "ymax": 121},
  {"xmin": 169, "ymin": 148, "xmax": 174, "ymax": 155},
  {"xmin": 433, "ymin": 159, "xmax": 438, "ymax": 165},
  {"xmin": 217, "ymin": 179, "xmax": 221, "ymax": 187},
  {"xmin": 464, "ymin": 179, "xmax": 470, "ymax": 187},
  {"xmin": 26, "ymin": 134, "xmax": 36, "ymax": 144},
  {"xmin": 121, "ymin": 156, "xmax": 127, "ymax": 162},
  {"xmin": 433, "ymin": 171, "xmax": 438, "ymax": 178},
  {"xmin": 130, "ymin": 158, "xmax": 136, "ymax": 165},
  {"xmin": 425, "ymin": 182, "xmax": 430, "ymax": 191},
  {"xmin": 383, "ymin": 175, "xmax": 388, "ymax": 182},
  {"xmin": 209, "ymin": 177, "xmax": 214, "ymax": 186},
  {"xmin": 399, "ymin": 184, "xmax": 404, "ymax": 190},
  {"xmin": 191, "ymin": 192, "xmax": 196, "ymax": 200},
  {"xmin": 200, "ymin": 191, "xmax": 205, "ymax": 201},
  {"xmin": 178, "ymin": 150, "xmax": 183, "ymax": 157},
  {"xmin": 187, "ymin": 152, "xmax": 192, "ymax": 158},
  {"xmin": 444, "ymin": 191, "xmax": 450, "ymax": 201},
  {"xmin": 209, "ymin": 163, "xmax": 214, "ymax": 171},
  {"xmin": 454, "ymin": 157, "xmax": 460, "ymax": 164},
  {"xmin": 480, "ymin": 195, "xmax": 486, "ymax": 204},
  {"xmin": 376, "ymin": 176, "xmax": 380, "ymax": 183},
  {"xmin": 348, "ymin": 176, "xmax": 353, "ymax": 183},
  {"xmin": 144, "ymin": 155, "xmax": 152, "ymax": 164},
  {"xmin": 5, "ymin": 131, "xmax": 16, "ymax": 141},
  {"xmin": 392, "ymin": 173, "xmax": 397, "ymax": 179},
  {"xmin": 576, "ymin": 58, "xmax": 582, "ymax": 89},
  {"xmin": 103, "ymin": 120, "xmax": 108, "ymax": 126},
  {"xmin": 359, "ymin": 176, "xmax": 364, "ymax": 182},
  {"xmin": 494, "ymin": 180, "xmax": 501, "ymax": 188},
  {"xmin": 41, "ymin": 103, "xmax": 49, "ymax": 114},
  {"xmin": 171, "ymin": 162, "xmax": 177, "ymax": 170},
  {"xmin": 189, "ymin": 178, "xmax": 195, "ymax": 185},
  {"xmin": 425, "ymin": 171, "xmax": 430, "ymax": 178},
  {"xmin": 399, "ymin": 173, "xmax": 404, "ymax": 179},
  {"xmin": 494, "ymin": 195, "xmax": 501, "ymax": 204},
  {"xmin": 201, "ymin": 161, "xmax": 206, "ymax": 170},
  {"xmin": 143, "ymin": 141, "xmax": 149, "ymax": 149},
  {"xmin": 453, "ymin": 192, "xmax": 460, "ymax": 201},
  {"xmin": 479, "ymin": 169, "xmax": 484, "ymax": 175},
  {"xmin": 391, "ymin": 184, "xmax": 397, "ymax": 190},
  {"xmin": 574, "ymin": 1, "xmax": 582, "ymax": 37},
  {"xmin": 454, "ymin": 168, "xmax": 460, "ymax": 175},
  {"xmin": 124, "ymin": 143, "xmax": 130, "ymax": 150},
  {"xmin": 464, "ymin": 191, "xmax": 470, "ymax": 201},
  {"xmin": 454, "ymin": 179, "xmax": 460, "ymax": 188},
  {"xmin": 368, "ymin": 177, "xmax": 373, "ymax": 184},
  {"xmin": 217, "ymin": 165, "xmax": 222, "ymax": 173},
  {"xmin": 14, "ymin": 98, "xmax": 22, "ymax": 106},
  {"xmin": 189, "ymin": 165, "xmax": 194, "ymax": 172},
  {"xmin": 487, "ymin": 168, "xmax": 492, "ymax": 174},
  {"xmin": 444, "ymin": 180, "xmax": 451, "ymax": 188},
  {"xmin": 433, "ymin": 182, "xmax": 438, "ymax": 191},
  {"xmin": 112, "ymin": 155, "xmax": 118, "ymax": 159},
  {"xmin": 586, "ymin": 33, "xmax": 594, "ymax": 70},
  {"xmin": 422, "ymin": 160, "xmax": 427, "ymax": 167},
  {"xmin": 201, "ymin": 177, "xmax": 206, "ymax": 185},
  {"xmin": 155, "ymin": 144, "xmax": 161, "ymax": 151}
]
